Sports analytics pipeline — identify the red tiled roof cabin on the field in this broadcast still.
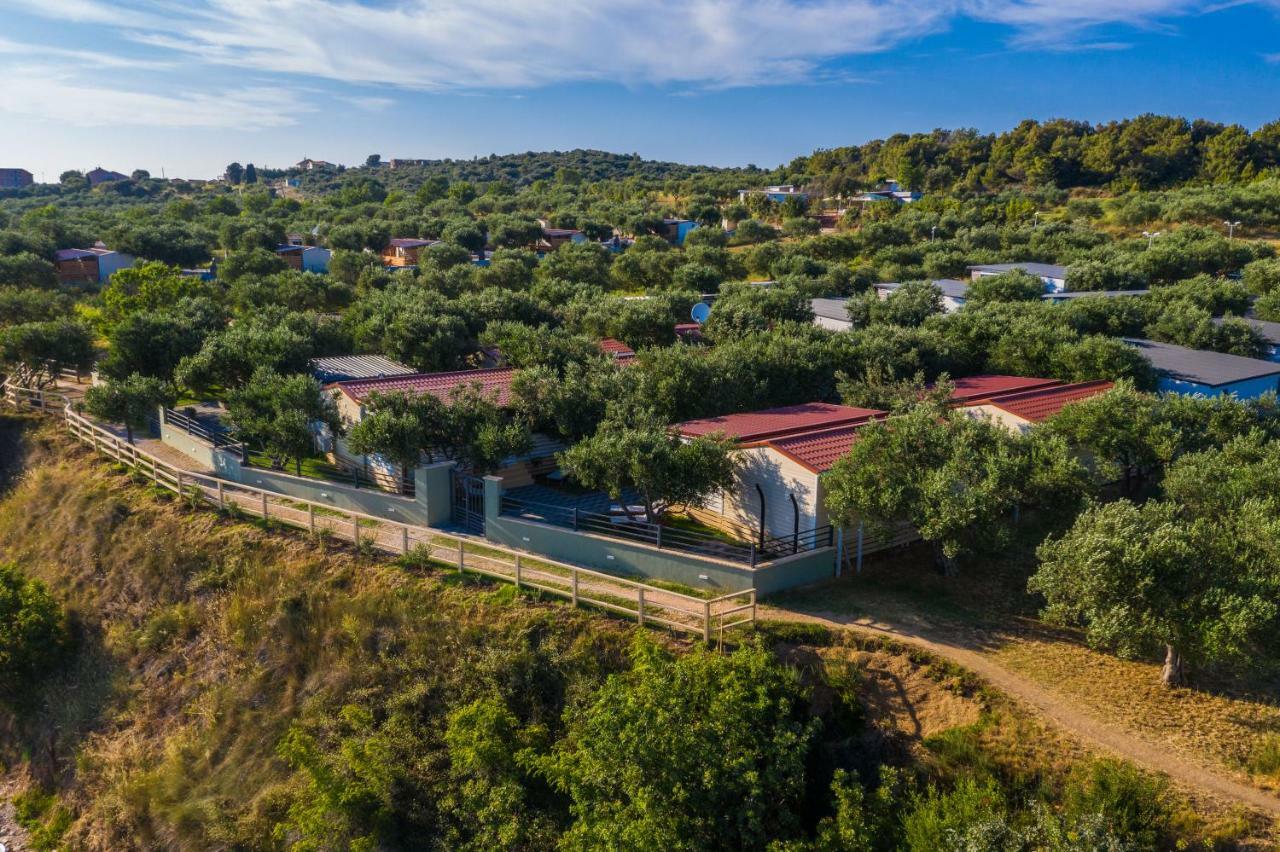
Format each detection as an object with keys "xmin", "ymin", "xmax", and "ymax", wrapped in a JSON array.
[
  {"xmin": 324, "ymin": 367, "xmax": 559, "ymax": 487},
  {"xmin": 674, "ymin": 403, "xmax": 887, "ymax": 547}
]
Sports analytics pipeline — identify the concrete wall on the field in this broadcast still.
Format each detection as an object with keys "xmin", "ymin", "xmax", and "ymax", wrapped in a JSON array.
[
  {"xmin": 482, "ymin": 476, "xmax": 836, "ymax": 596},
  {"xmin": 159, "ymin": 413, "xmax": 448, "ymax": 526}
]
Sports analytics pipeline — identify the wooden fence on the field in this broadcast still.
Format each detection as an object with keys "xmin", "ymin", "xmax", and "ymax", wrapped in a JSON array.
[{"xmin": 3, "ymin": 380, "xmax": 756, "ymax": 640}]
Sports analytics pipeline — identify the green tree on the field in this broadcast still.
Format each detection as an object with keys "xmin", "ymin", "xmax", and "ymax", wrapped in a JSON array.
[
  {"xmin": 558, "ymin": 420, "xmax": 738, "ymax": 523},
  {"xmin": 0, "ymin": 252, "xmax": 57, "ymax": 290},
  {"xmin": 0, "ymin": 318, "xmax": 95, "ymax": 388},
  {"xmin": 100, "ymin": 261, "xmax": 213, "ymax": 326},
  {"xmin": 541, "ymin": 639, "xmax": 816, "ymax": 851},
  {"xmin": 0, "ymin": 563, "xmax": 69, "ymax": 704},
  {"xmin": 1032, "ymin": 497, "xmax": 1280, "ymax": 686},
  {"xmin": 1041, "ymin": 382, "xmax": 1173, "ymax": 492},
  {"xmin": 225, "ymin": 369, "xmax": 339, "ymax": 475},
  {"xmin": 825, "ymin": 405, "xmax": 1084, "ymax": 573},
  {"xmin": 344, "ymin": 390, "xmax": 442, "ymax": 483},
  {"xmin": 85, "ymin": 373, "xmax": 175, "ymax": 443},
  {"xmin": 966, "ymin": 270, "xmax": 1046, "ymax": 304},
  {"xmin": 224, "ymin": 162, "xmax": 244, "ymax": 184}
]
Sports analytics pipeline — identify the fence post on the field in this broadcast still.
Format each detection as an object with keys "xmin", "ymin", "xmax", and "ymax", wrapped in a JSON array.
[
  {"xmin": 401, "ymin": 526, "xmax": 409, "ymax": 554},
  {"xmin": 307, "ymin": 504, "xmax": 315, "ymax": 533},
  {"xmin": 217, "ymin": 480, "xmax": 224, "ymax": 509},
  {"xmin": 152, "ymin": 460, "xmax": 159, "ymax": 487},
  {"xmin": 571, "ymin": 571, "xmax": 579, "ymax": 607},
  {"xmin": 703, "ymin": 600, "xmax": 711, "ymax": 642},
  {"xmin": 514, "ymin": 554, "xmax": 522, "ymax": 589},
  {"xmin": 457, "ymin": 540, "xmax": 465, "ymax": 571},
  {"xmin": 353, "ymin": 516, "xmax": 359, "ymax": 548},
  {"xmin": 176, "ymin": 471, "xmax": 183, "ymax": 495},
  {"xmin": 750, "ymin": 590, "xmax": 757, "ymax": 625},
  {"xmin": 637, "ymin": 588, "xmax": 645, "ymax": 626},
  {"xmin": 261, "ymin": 491, "xmax": 268, "ymax": 520}
]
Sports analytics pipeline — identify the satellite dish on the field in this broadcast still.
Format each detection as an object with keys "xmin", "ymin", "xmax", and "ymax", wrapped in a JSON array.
[{"xmin": 691, "ymin": 302, "xmax": 711, "ymax": 324}]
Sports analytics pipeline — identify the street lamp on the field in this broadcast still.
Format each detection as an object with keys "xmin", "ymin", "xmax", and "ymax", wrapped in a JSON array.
[
  {"xmin": 1033, "ymin": 211, "xmax": 1040, "ymax": 228},
  {"xmin": 930, "ymin": 226, "xmax": 937, "ymax": 242},
  {"xmin": 1224, "ymin": 220, "xmax": 1242, "ymax": 239},
  {"xmin": 1142, "ymin": 230, "xmax": 1163, "ymax": 248}
]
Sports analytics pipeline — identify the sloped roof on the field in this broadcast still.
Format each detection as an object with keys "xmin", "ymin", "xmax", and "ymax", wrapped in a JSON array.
[
  {"xmin": 598, "ymin": 338, "xmax": 635, "ymax": 359},
  {"xmin": 968, "ymin": 262, "xmax": 1067, "ymax": 280},
  {"xmin": 947, "ymin": 375, "xmax": 1063, "ymax": 404},
  {"xmin": 874, "ymin": 279, "xmax": 970, "ymax": 299},
  {"xmin": 675, "ymin": 403, "xmax": 885, "ymax": 443},
  {"xmin": 388, "ymin": 237, "xmax": 438, "ymax": 249},
  {"xmin": 1212, "ymin": 316, "xmax": 1280, "ymax": 347},
  {"xmin": 810, "ymin": 297, "xmax": 852, "ymax": 322},
  {"xmin": 309, "ymin": 355, "xmax": 416, "ymax": 384},
  {"xmin": 756, "ymin": 423, "xmax": 872, "ymax": 473},
  {"xmin": 54, "ymin": 246, "xmax": 114, "ymax": 261},
  {"xmin": 981, "ymin": 381, "xmax": 1114, "ymax": 423},
  {"xmin": 1124, "ymin": 338, "xmax": 1280, "ymax": 387},
  {"xmin": 329, "ymin": 367, "xmax": 518, "ymax": 406}
]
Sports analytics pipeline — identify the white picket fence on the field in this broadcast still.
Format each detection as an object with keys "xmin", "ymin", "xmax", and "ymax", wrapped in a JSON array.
[{"xmin": 3, "ymin": 380, "xmax": 756, "ymax": 640}]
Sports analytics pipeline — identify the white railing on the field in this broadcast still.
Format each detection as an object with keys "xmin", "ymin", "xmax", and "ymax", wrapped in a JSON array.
[{"xmin": 3, "ymin": 379, "xmax": 755, "ymax": 639}]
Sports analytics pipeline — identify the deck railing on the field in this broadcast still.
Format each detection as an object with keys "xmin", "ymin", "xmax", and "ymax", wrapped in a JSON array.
[
  {"xmin": 500, "ymin": 495, "xmax": 833, "ymax": 567},
  {"xmin": 3, "ymin": 378, "xmax": 754, "ymax": 639}
]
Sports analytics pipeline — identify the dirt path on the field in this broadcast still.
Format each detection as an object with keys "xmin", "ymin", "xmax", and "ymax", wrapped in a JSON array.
[
  {"xmin": 0, "ymin": 779, "xmax": 30, "ymax": 852},
  {"xmin": 761, "ymin": 603, "xmax": 1280, "ymax": 818}
]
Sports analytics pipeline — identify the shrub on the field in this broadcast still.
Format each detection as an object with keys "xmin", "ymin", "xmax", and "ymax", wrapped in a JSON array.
[
  {"xmin": 0, "ymin": 562, "xmax": 69, "ymax": 702},
  {"xmin": 1246, "ymin": 733, "xmax": 1280, "ymax": 780},
  {"xmin": 1062, "ymin": 759, "xmax": 1172, "ymax": 849}
]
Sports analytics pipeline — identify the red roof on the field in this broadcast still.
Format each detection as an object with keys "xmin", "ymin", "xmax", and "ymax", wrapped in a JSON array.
[
  {"xmin": 947, "ymin": 375, "xmax": 1062, "ymax": 404},
  {"xmin": 979, "ymin": 381, "xmax": 1113, "ymax": 423},
  {"xmin": 598, "ymin": 338, "xmax": 635, "ymax": 359},
  {"xmin": 675, "ymin": 403, "xmax": 885, "ymax": 443},
  {"xmin": 330, "ymin": 367, "xmax": 517, "ymax": 407},
  {"xmin": 757, "ymin": 423, "xmax": 875, "ymax": 473}
]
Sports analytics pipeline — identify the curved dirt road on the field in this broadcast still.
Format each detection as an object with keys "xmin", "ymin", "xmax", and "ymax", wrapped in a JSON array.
[{"xmin": 762, "ymin": 604, "xmax": 1280, "ymax": 818}]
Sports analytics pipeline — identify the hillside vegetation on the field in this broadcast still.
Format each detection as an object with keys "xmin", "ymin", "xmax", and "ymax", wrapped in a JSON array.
[{"xmin": 0, "ymin": 415, "xmax": 1269, "ymax": 850}]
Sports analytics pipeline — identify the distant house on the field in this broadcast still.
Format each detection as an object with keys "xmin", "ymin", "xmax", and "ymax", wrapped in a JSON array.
[
  {"xmin": 852, "ymin": 180, "xmax": 921, "ymax": 204},
  {"xmin": 960, "ymin": 381, "xmax": 1114, "ymax": 435},
  {"xmin": 738, "ymin": 185, "xmax": 811, "ymax": 204},
  {"xmin": 53, "ymin": 244, "xmax": 135, "ymax": 285},
  {"xmin": 275, "ymin": 244, "xmax": 331, "ymax": 273},
  {"xmin": 86, "ymin": 167, "xmax": 128, "ymax": 186},
  {"xmin": 537, "ymin": 226, "xmax": 587, "ymax": 252},
  {"xmin": 968, "ymin": 262, "xmax": 1068, "ymax": 294},
  {"xmin": 811, "ymin": 297, "xmax": 855, "ymax": 332},
  {"xmin": 285, "ymin": 232, "xmax": 307, "ymax": 246},
  {"xmin": 296, "ymin": 159, "xmax": 333, "ymax": 171},
  {"xmin": 0, "ymin": 168, "xmax": 33, "ymax": 189},
  {"xmin": 946, "ymin": 374, "xmax": 1064, "ymax": 405},
  {"xmin": 1212, "ymin": 317, "xmax": 1280, "ymax": 363},
  {"xmin": 873, "ymin": 278, "xmax": 972, "ymax": 313},
  {"xmin": 674, "ymin": 322, "xmax": 704, "ymax": 343},
  {"xmin": 597, "ymin": 338, "xmax": 635, "ymax": 361},
  {"xmin": 1124, "ymin": 338, "xmax": 1280, "ymax": 399},
  {"xmin": 381, "ymin": 237, "xmax": 438, "ymax": 267},
  {"xmin": 388, "ymin": 159, "xmax": 429, "ymax": 169},
  {"xmin": 309, "ymin": 355, "xmax": 416, "ymax": 384},
  {"xmin": 658, "ymin": 218, "xmax": 697, "ymax": 246}
]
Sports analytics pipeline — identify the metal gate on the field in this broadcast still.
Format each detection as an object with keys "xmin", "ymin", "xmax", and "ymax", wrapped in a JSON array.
[{"xmin": 451, "ymin": 473, "xmax": 486, "ymax": 533}]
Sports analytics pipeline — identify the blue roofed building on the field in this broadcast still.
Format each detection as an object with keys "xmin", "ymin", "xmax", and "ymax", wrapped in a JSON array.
[
  {"xmin": 1124, "ymin": 338, "xmax": 1280, "ymax": 399},
  {"xmin": 1212, "ymin": 316, "xmax": 1280, "ymax": 363}
]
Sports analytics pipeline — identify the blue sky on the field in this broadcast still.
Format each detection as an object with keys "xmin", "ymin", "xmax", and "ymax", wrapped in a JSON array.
[{"xmin": 1, "ymin": 0, "xmax": 1278, "ymax": 180}]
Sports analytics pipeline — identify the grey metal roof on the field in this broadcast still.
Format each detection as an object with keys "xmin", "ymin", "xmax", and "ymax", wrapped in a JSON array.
[
  {"xmin": 1123, "ymin": 338, "xmax": 1280, "ymax": 387},
  {"xmin": 810, "ymin": 297, "xmax": 852, "ymax": 322},
  {"xmin": 969, "ymin": 262, "xmax": 1067, "ymax": 280},
  {"xmin": 1042, "ymin": 289, "xmax": 1148, "ymax": 300},
  {"xmin": 309, "ymin": 355, "xmax": 417, "ymax": 384},
  {"xmin": 1211, "ymin": 316, "xmax": 1280, "ymax": 347},
  {"xmin": 874, "ymin": 279, "xmax": 970, "ymax": 299}
]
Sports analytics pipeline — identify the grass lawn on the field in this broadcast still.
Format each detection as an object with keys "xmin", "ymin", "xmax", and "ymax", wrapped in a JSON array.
[{"xmin": 660, "ymin": 511, "xmax": 750, "ymax": 547}]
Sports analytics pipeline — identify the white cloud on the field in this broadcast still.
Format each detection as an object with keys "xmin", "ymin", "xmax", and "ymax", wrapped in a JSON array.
[
  {"xmin": 0, "ymin": 0, "xmax": 1265, "ymax": 92},
  {"xmin": 0, "ymin": 65, "xmax": 306, "ymax": 128}
]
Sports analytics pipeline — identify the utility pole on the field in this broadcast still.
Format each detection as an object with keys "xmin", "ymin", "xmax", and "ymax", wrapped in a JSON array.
[
  {"xmin": 1142, "ymin": 230, "xmax": 1163, "ymax": 249},
  {"xmin": 1224, "ymin": 220, "xmax": 1242, "ymax": 239}
]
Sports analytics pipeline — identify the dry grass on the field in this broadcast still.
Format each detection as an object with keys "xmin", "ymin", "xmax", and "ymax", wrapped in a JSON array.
[{"xmin": 992, "ymin": 638, "xmax": 1280, "ymax": 790}]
